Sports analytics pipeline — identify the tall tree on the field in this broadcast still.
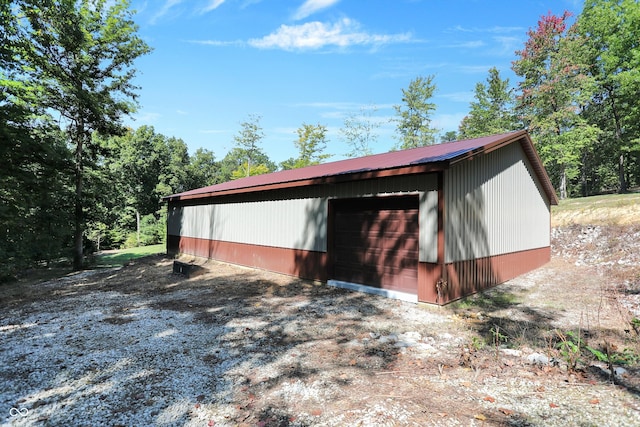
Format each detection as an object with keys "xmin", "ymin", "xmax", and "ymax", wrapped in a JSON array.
[
  {"xmin": 339, "ymin": 104, "xmax": 380, "ymax": 157},
  {"xmin": 185, "ymin": 147, "xmax": 218, "ymax": 190},
  {"xmin": 218, "ymin": 147, "xmax": 276, "ymax": 182},
  {"xmin": 105, "ymin": 127, "xmax": 164, "ymax": 245},
  {"xmin": 513, "ymin": 11, "xmax": 599, "ymax": 199},
  {"xmin": 393, "ymin": 75, "xmax": 438, "ymax": 150},
  {"xmin": 441, "ymin": 131, "xmax": 458, "ymax": 142},
  {"xmin": 1, "ymin": 1, "xmax": 74, "ymax": 279},
  {"xmin": 577, "ymin": 0, "xmax": 640, "ymax": 193},
  {"xmin": 96, "ymin": 126, "xmax": 193, "ymax": 248},
  {"xmin": 18, "ymin": 0, "xmax": 151, "ymax": 268},
  {"xmin": 458, "ymin": 67, "xmax": 519, "ymax": 139},
  {"xmin": 233, "ymin": 113, "xmax": 265, "ymax": 177},
  {"xmin": 281, "ymin": 123, "xmax": 331, "ymax": 170}
]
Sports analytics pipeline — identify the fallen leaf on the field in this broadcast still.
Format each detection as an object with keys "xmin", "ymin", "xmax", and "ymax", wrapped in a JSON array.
[
  {"xmin": 438, "ymin": 413, "xmax": 447, "ymax": 417},
  {"xmin": 483, "ymin": 396, "xmax": 496, "ymax": 403},
  {"xmin": 535, "ymin": 386, "xmax": 546, "ymax": 392},
  {"xmin": 474, "ymin": 414, "xmax": 487, "ymax": 421},
  {"xmin": 549, "ymin": 403, "xmax": 559, "ymax": 408},
  {"xmin": 349, "ymin": 359, "xmax": 357, "ymax": 366},
  {"xmin": 208, "ymin": 421, "xmax": 215, "ymax": 427},
  {"xmin": 498, "ymin": 408, "xmax": 514, "ymax": 416},
  {"xmin": 461, "ymin": 381, "xmax": 472, "ymax": 388},
  {"xmin": 311, "ymin": 409, "xmax": 323, "ymax": 416},
  {"xmin": 589, "ymin": 398, "xmax": 600, "ymax": 405}
]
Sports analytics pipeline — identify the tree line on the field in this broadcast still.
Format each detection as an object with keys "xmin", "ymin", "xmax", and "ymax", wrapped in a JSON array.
[
  {"xmin": 459, "ymin": 1, "xmax": 640, "ymax": 199},
  {"xmin": 1, "ymin": 0, "xmax": 639, "ymax": 281}
]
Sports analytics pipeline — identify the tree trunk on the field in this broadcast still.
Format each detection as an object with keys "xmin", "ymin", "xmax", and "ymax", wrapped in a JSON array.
[
  {"xmin": 136, "ymin": 209, "xmax": 140, "ymax": 246},
  {"xmin": 73, "ymin": 130, "xmax": 84, "ymax": 270},
  {"xmin": 581, "ymin": 152, "xmax": 587, "ymax": 197},
  {"xmin": 619, "ymin": 153, "xmax": 627, "ymax": 193},
  {"xmin": 608, "ymin": 87, "xmax": 627, "ymax": 194},
  {"xmin": 559, "ymin": 167, "xmax": 567, "ymax": 200}
]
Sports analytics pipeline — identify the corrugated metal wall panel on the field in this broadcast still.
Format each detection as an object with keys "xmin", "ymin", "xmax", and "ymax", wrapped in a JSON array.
[
  {"xmin": 177, "ymin": 198, "xmax": 327, "ymax": 251},
  {"xmin": 445, "ymin": 142, "xmax": 551, "ymax": 263},
  {"xmin": 168, "ymin": 174, "xmax": 438, "ymax": 259}
]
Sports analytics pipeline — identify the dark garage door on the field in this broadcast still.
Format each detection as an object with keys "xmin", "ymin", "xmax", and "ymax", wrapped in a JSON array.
[{"xmin": 330, "ymin": 196, "xmax": 419, "ymax": 295}]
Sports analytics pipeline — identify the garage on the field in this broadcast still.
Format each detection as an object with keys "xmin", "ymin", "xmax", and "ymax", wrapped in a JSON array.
[
  {"xmin": 165, "ymin": 131, "xmax": 558, "ymax": 305},
  {"xmin": 330, "ymin": 196, "xmax": 419, "ymax": 296}
]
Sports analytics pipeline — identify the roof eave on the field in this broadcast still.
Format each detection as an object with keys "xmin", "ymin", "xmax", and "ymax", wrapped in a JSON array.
[
  {"xmin": 446, "ymin": 130, "xmax": 558, "ymax": 206},
  {"xmin": 163, "ymin": 161, "xmax": 450, "ymax": 203}
]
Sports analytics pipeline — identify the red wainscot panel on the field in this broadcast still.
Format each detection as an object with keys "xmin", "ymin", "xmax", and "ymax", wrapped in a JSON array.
[
  {"xmin": 168, "ymin": 235, "xmax": 327, "ymax": 282},
  {"xmin": 438, "ymin": 246, "xmax": 551, "ymax": 304}
]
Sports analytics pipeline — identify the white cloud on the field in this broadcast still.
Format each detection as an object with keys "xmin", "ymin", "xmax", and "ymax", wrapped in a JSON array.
[
  {"xmin": 293, "ymin": 0, "xmax": 340, "ymax": 20},
  {"xmin": 188, "ymin": 39, "xmax": 244, "ymax": 47},
  {"xmin": 150, "ymin": 0, "xmax": 183, "ymax": 24},
  {"xmin": 492, "ymin": 35, "xmax": 521, "ymax": 55},
  {"xmin": 439, "ymin": 91, "xmax": 475, "ymax": 103},
  {"xmin": 201, "ymin": 0, "xmax": 225, "ymax": 13},
  {"xmin": 449, "ymin": 25, "xmax": 524, "ymax": 34},
  {"xmin": 133, "ymin": 111, "xmax": 161, "ymax": 123},
  {"xmin": 433, "ymin": 112, "xmax": 467, "ymax": 132},
  {"xmin": 457, "ymin": 64, "xmax": 495, "ymax": 74},
  {"xmin": 444, "ymin": 40, "xmax": 485, "ymax": 49},
  {"xmin": 248, "ymin": 18, "xmax": 412, "ymax": 51}
]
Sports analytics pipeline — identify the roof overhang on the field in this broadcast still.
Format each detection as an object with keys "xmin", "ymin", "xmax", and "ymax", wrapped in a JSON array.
[{"xmin": 163, "ymin": 130, "xmax": 558, "ymax": 206}]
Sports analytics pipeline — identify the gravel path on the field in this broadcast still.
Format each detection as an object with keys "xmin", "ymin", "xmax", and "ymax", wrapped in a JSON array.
[{"xmin": 2, "ymin": 227, "xmax": 640, "ymax": 426}]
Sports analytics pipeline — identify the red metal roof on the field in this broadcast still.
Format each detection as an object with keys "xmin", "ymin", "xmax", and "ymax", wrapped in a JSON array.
[{"xmin": 165, "ymin": 130, "xmax": 558, "ymax": 205}]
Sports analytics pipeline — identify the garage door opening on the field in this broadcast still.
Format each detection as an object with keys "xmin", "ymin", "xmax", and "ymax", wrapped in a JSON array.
[{"xmin": 328, "ymin": 195, "xmax": 419, "ymax": 302}]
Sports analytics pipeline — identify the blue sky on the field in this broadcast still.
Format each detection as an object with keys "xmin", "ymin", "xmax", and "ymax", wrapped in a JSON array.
[{"xmin": 126, "ymin": 0, "xmax": 582, "ymax": 164}]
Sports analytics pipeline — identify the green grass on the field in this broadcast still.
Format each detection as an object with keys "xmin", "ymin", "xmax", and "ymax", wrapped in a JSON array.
[
  {"xmin": 551, "ymin": 192, "xmax": 640, "ymax": 226},
  {"xmin": 95, "ymin": 244, "xmax": 165, "ymax": 267},
  {"xmin": 552, "ymin": 192, "xmax": 640, "ymax": 214}
]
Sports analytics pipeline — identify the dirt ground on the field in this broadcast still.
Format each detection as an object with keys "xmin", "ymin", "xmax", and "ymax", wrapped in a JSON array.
[{"xmin": 1, "ymin": 225, "xmax": 640, "ymax": 426}]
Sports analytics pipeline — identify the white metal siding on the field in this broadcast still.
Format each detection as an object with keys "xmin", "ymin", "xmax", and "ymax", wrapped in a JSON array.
[
  {"xmin": 173, "ymin": 198, "xmax": 326, "ymax": 251},
  {"xmin": 168, "ymin": 174, "xmax": 438, "ymax": 261},
  {"xmin": 445, "ymin": 142, "xmax": 551, "ymax": 263}
]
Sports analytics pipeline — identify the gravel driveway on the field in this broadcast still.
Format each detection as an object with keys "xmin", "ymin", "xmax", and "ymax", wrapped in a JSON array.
[{"xmin": 1, "ymin": 234, "xmax": 640, "ymax": 426}]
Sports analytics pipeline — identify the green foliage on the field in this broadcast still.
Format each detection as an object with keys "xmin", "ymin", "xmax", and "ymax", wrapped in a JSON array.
[
  {"xmin": 577, "ymin": 0, "xmax": 640, "ymax": 194},
  {"xmin": 281, "ymin": 123, "xmax": 331, "ymax": 169},
  {"xmin": 555, "ymin": 330, "xmax": 582, "ymax": 371},
  {"xmin": 503, "ymin": 2, "xmax": 640, "ymax": 197},
  {"xmin": 186, "ymin": 148, "xmax": 218, "ymax": 189},
  {"xmin": 458, "ymin": 67, "xmax": 520, "ymax": 139},
  {"xmin": 490, "ymin": 325, "xmax": 508, "ymax": 359},
  {"xmin": 231, "ymin": 162, "xmax": 272, "ymax": 179},
  {"xmin": 16, "ymin": 0, "xmax": 151, "ymax": 269},
  {"xmin": 393, "ymin": 75, "xmax": 439, "ymax": 149},
  {"xmin": 95, "ymin": 128, "xmax": 198, "ymax": 249},
  {"xmin": 470, "ymin": 336, "xmax": 485, "ymax": 351},
  {"xmin": 232, "ymin": 114, "xmax": 266, "ymax": 177},
  {"xmin": 440, "ymin": 131, "xmax": 458, "ymax": 142},
  {"xmin": 0, "ymin": 30, "xmax": 75, "ymax": 280},
  {"xmin": 340, "ymin": 104, "xmax": 380, "ymax": 157},
  {"xmin": 513, "ymin": 11, "xmax": 600, "ymax": 200},
  {"xmin": 219, "ymin": 147, "xmax": 276, "ymax": 182},
  {"xmin": 554, "ymin": 329, "xmax": 640, "ymax": 372}
]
